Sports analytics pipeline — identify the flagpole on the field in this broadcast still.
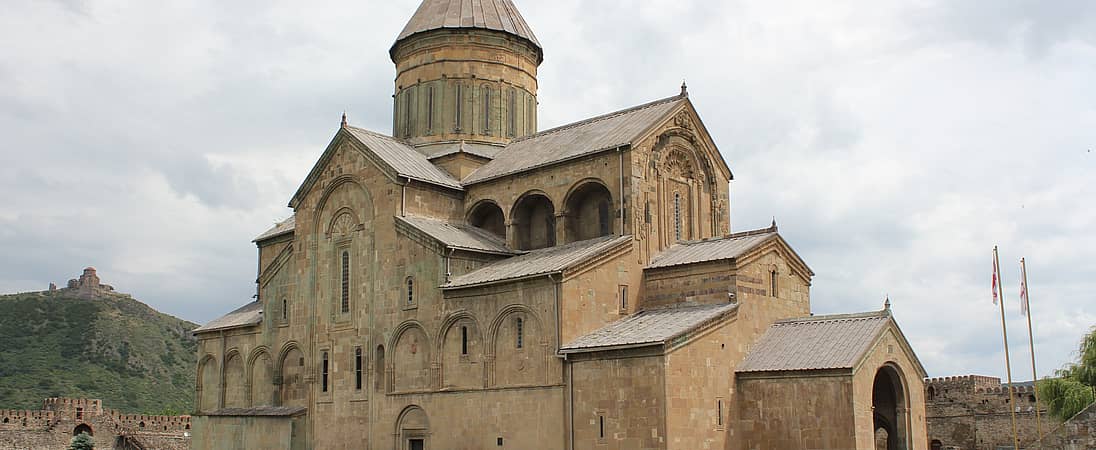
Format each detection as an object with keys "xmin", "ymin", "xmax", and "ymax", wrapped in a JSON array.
[
  {"xmin": 995, "ymin": 246, "xmax": 1021, "ymax": 449},
  {"xmin": 1022, "ymin": 257, "xmax": 1043, "ymax": 447}
]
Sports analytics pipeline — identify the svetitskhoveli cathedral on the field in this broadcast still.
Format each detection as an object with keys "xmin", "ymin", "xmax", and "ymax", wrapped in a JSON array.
[{"xmin": 192, "ymin": 1, "xmax": 929, "ymax": 449}]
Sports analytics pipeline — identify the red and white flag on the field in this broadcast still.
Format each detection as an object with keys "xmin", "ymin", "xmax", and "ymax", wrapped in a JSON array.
[
  {"xmin": 1020, "ymin": 262, "xmax": 1029, "ymax": 316},
  {"xmin": 992, "ymin": 255, "xmax": 1000, "ymax": 305}
]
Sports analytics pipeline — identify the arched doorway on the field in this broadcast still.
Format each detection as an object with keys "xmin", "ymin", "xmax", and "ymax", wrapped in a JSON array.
[
  {"xmin": 73, "ymin": 423, "xmax": 93, "ymax": 436},
  {"xmin": 563, "ymin": 181, "xmax": 613, "ymax": 243},
  {"xmin": 872, "ymin": 364, "xmax": 908, "ymax": 450},
  {"xmin": 930, "ymin": 439, "xmax": 943, "ymax": 450},
  {"xmin": 396, "ymin": 405, "xmax": 429, "ymax": 450}
]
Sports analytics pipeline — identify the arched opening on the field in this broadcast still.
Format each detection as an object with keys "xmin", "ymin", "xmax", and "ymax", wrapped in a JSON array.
[
  {"xmin": 468, "ymin": 202, "xmax": 505, "ymax": 238},
  {"xmin": 926, "ymin": 386, "xmax": 935, "ymax": 402},
  {"xmin": 197, "ymin": 356, "xmax": 218, "ymax": 413},
  {"xmin": 512, "ymin": 194, "xmax": 555, "ymax": 250},
  {"xmin": 564, "ymin": 182, "xmax": 613, "ymax": 243},
  {"xmin": 396, "ymin": 406, "xmax": 429, "ymax": 450},
  {"xmin": 73, "ymin": 423, "xmax": 93, "ymax": 436},
  {"xmin": 872, "ymin": 365, "xmax": 908, "ymax": 450},
  {"xmin": 138, "ymin": 421, "xmax": 145, "ymax": 429},
  {"xmin": 279, "ymin": 347, "xmax": 306, "ymax": 408},
  {"xmin": 930, "ymin": 439, "xmax": 943, "ymax": 450}
]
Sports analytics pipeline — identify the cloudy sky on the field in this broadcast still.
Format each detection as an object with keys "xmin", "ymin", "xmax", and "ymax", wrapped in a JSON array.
[{"xmin": 2, "ymin": 0, "xmax": 1093, "ymax": 380}]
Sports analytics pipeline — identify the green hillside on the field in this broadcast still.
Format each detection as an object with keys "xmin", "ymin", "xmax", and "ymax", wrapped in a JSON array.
[{"xmin": 0, "ymin": 289, "xmax": 197, "ymax": 414}]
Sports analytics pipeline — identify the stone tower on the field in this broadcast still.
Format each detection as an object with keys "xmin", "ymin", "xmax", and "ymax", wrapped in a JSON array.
[{"xmin": 389, "ymin": 0, "xmax": 542, "ymax": 149}]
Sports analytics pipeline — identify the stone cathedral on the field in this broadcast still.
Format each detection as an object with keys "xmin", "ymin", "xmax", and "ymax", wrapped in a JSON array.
[{"xmin": 192, "ymin": 1, "xmax": 929, "ymax": 449}]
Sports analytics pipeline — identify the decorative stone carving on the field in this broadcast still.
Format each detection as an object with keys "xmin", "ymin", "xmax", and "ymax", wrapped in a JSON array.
[
  {"xmin": 330, "ymin": 212, "xmax": 356, "ymax": 237},
  {"xmin": 663, "ymin": 149, "xmax": 696, "ymax": 180},
  {"xmin": 673, "ymin": 111, "xmax": 694, "ymax": 131}
]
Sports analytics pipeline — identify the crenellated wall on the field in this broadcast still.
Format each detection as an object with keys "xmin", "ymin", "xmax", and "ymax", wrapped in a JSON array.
[
  {"xmin": 0, "ymin": 398, "xmax": 190, "ymax": 450},
  {"xmin": 924, "ymin": 375, "xmax": 1056, "ymax": 450}
]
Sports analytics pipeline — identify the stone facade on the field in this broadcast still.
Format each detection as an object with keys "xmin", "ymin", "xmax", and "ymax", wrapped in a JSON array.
[
  {"xmin": 1038, "ymin": 400, "xmax": 1096, "ymax": 449},
  {"xmin": 924, "ymin": 375, "xmax": 1056, "ymax": 450},
  {"xmin": 60, "ymin": 267, "xmax": 117, "ymax": 299},
  {"xmin": 191, "ymin": 1, "xmax": 930, "ymax": 449},
  {"xmin": 0, "ymin": 398, "xmax": 190, "ymax": 450}
]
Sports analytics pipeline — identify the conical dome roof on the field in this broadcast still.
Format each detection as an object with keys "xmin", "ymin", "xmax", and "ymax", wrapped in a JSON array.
[{"xmin": 395, "ymin": 0, "xmax": 541, "ymax": 49}]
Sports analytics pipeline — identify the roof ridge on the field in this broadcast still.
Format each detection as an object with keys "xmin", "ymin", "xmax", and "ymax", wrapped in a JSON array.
[
  {"xmin": 346, "ymin": 126, "xmax": 415, "ymax": 146},
  {"xmin": 509, "ymin": 94, "xmax": 686, "ymax": 144},
  {"xmin": 673, "ymin": 225, "xmax": 778, "ymax": 247},
  {"xmin": 775, "ymin": 310, "xmax": 890, "ymax": 325}
]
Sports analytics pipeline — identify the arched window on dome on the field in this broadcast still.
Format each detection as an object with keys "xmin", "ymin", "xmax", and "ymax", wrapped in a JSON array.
[
  {"xmin": 508, "ymin": 89, "xmax": 517, "ymax": 137},
  {"xmin": 482, "ymin": 85, "xmax": 493, "ymax": 134},
  {"xmin": 455, "ymin": 83, "xmax": 464, "ymax": 132}
]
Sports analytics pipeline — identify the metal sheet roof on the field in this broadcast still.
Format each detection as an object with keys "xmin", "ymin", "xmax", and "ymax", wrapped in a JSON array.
[
  {"xmin": 254, "ymin": 216, "xmax": 295, "ymax": 243},
  {"xmin": 735, "ymin": 311, "xmax": 891, "ymax": 373},
  {"xmin": 463, "ymin": 96, "xmax": 686, "ymax": 184},
  {"xmin": 202, "ymin": 406, "xmax": 306, "ymax": 417},
  {"xmin": 416, "ymin": 141, "xmax": 505, "ymax": 161},
  {"xmin": 646, "ymin": 229, "xmax": 777, "ymax": 269},
  {"xmin": 193, "ymin": 301, "xmax": 263, "ymax": 334},
  {"xmin": 443, "ymin": 235, "xmax": 631, "ymax": 289},
  {"xmin": 395, "ymin": 0, "xmax": 541, "ymax": 48},
  {"xmin": 560, "ymin": 303, "xmax": 739, "ymax": 353},
  {"xmin": 346, "ymin": 127, "xmax": 464, "ymax": 191},
  {"xmin": 397, "ymin": 215, "xmax": 514, "ymax": 255}
]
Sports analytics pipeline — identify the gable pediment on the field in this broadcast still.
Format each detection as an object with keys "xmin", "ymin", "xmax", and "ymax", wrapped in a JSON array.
[{"xmin": 634, "ymin": 99, "xmax": 733, "ymax": 183}]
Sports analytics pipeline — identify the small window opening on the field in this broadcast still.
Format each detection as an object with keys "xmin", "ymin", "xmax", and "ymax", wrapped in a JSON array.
[
  {"xmin": 619, "ymin": 285, "xmax": 628, "ymax": 311},
  {"xmin": 717, "ymin": 399, "xmax": 724, "ymax": 427},
  {"xmin": 403, "ymin": 90, "xmax": 412, "ymax": 138},
  {"xmin": 406, "ymin": 277, "xmax": 414, "ymax": 305},
  {"xmin": 673, "ymin": 192, "xmax": 682, "ymax": 241},
  {"xmin": 483, "ymin": 87, "xmax": 492, "ymax": 133},
  {"xmin": 138, "ymin": 421, "xmax": 145, "ymax": 429},
  {"xmin": 2, "ymin": 418, "xmax": 7, "ymax": 424},
  {"xmin": 461, "ymin": 326, "xmax": 469, "ymax": 356},
  {"xmin": 374, "ymin": 346, "xmax": 385, "ymax": 392},
  {"xmin": 455, "ymin": 83, "xmax": 464, "ymax": 132},
  {"xmin": 341, "ymin": 251, "xmax": 350, "ymax": 313},
  {"xmin": 75, "ymin": 407, "xmax": 83, "ymax": 420},
  {"xmin": 321, "ymin": 352, "xmax": 329, "ymax": 393},
  {"xmin": 354, "ymin": 347, "xmax": 363, "ymax": 391},
  {"xmin": 508, "ymin": 89, "xmax": 516, "ymax": 137},
  {"xmin": 427, "ymin": 86, "xmax": 435, "ymax": 133},
  {"xmin": 515, "ymin": 317, "xmax": 524, "ymax": 349},
  {"xmin": 769, "ymin": 269, "xmax": 777, "ymax": 297},
  {"xmin": 282, "ymin": 298, "xmax": 288, "ymax": 322},
  {"xmin": 599, "ymin": 415, "xmax": 605, "ymax": 439}
]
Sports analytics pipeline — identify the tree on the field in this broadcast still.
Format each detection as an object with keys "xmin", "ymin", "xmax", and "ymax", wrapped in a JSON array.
[
  {"xmin": 1038, "ymin": 326, "xmax": 1096, "ymax": 420},
  {"xmin": 68, "ymin": 431, "xmax": 94, "ymax": 450}
]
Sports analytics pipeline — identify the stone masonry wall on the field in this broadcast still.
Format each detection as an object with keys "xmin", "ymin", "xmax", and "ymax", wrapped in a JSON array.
[
  {"xmin": 0, "ymin": 398, "xmax": 190, "ymax": 450},
  {"xmin": 925, "ymin": 375, "xmax": 1055, "ymax": 450}
]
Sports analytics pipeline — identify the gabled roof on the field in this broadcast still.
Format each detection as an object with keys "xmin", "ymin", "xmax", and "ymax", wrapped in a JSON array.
[
  {"xmin": 443, "ymin": 235, "xmax": 632, "ymax": 289},
  {"xmin": 647, "ymin": 227, "xmax": 778, "ymax": 269},
  {"xmin": 345, "ymin": 127, "xmax": 464, "ymax": 190},
  {"xmin": 394, "ymin": 0, "xmax": 541, "ymax": 49},
  {"xmin": 254, "ymin": 216, "xmax": 295, "ymax": 243},
  {"xmin": 560, "ymin": 302, "xmax": 739, "ymax": 354},
  {"xmin": 289, "ymin": 126, "xmax": 463, "ymax": 207},
  {"xmin": 736, "ymin": 310, "xmax": 895, "ymax": 373},
  {"xmin": 193, "ymin": 301, "xmax": 262, "ymax": 334},
  {"xmin": 416, "ymin": 141, "xmax": 504, "ymax": 161},
  {"xmin": 463, "ymin": 95, "xmax": 688, "ymax": 184},
  {"xmin": 396, "ymin": 215, "xmax": 515, "ymax": 255}
]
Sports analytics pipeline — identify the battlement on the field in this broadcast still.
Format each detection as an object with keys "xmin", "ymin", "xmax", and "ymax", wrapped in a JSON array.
[{"xmin": 925, "ymin": 374, "xmax": 1002, "ymax": 388}]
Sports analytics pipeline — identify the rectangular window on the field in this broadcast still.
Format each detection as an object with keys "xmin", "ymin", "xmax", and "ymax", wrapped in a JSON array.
[
  {"xmin": 674, "ymin": 192, "xmax": 682, "ymax": 241},
  {"xmin": 354, "ymin": 347, "xmax": 363, "ymax": 390},
  {"xmin": 770, "ymin": 270, "xmax": 778, "ymax": 297},
  {"xmin": 599, "ymin": 415, "xmax": 605, "ymax": 439},
  {"xmin": 619, "ymin": 285, "xmax": 628, "ymax": 312},
  {"xmin": 483, "ymin": 87, "xmax": 492, "ymax": 133},
  {"xmin": 515, "ymin": 318, "xmax": 524, "ymax": 349},
  {"xmin": 341, "ymin": 251, "xmax": 350, "ymax": 313},
  {"xmin": 461, "ymin": 326, "xmax": 469, "ymax": 356},
  {"xmin": 455, "ymin": 83, "xmax": 463, "ymax": 132},
  {"xmin": 403, "ymin": 90, "xmax": 412, "ymax": 138},
  {"xmin": 427, "ymin": 86, "xmax": 435, "ymax": 133},
  {"xmin": 321, "ymin": 352, "xmax": 329, "ymax": 393},
  {"xmin": 508, "ymin": 90, "xmax": 516, "ymax": 137},
  {"xmin": 75, "ymin": 407, "xmax": 83, "ymax": 420},
  {"xmin": 717, "ymin": 399, "xmax": 724, "ymax": 427}
]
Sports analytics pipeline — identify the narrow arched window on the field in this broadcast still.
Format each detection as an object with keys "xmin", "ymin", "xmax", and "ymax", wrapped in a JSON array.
[
  {"xmin": 406, "ymin": 277, "xmax": 414, "ymax": 306},
  {"xmin": 482, "ymin": 86, "xmax": 492, "ymax": 134},
  {"xmin": 673, "ymin": 192, "xmax": 682, "ymax": 241},
  {"xmin": 354, "ymin": 347, "xmax": 363, "ymax": 390},
  {"xmin": 515, "ymin": 317, "xmax": 524, "ymax": 349},
  {"xmin": 770, "ymin": 269, "xmax": 778, "ymax": 297},
  {"xmin": 341, "ymin": 251, "xmax": 350, "ymax": 313},
  {"xmin": 282, "ymin": 298, "xmax": 288, "ymax": 322},
  {"xmin": 455, "ymin": 83, "xmax": 464, "ymax": 132},
  {"xmin": 508, "ymin": 89, "xmax": 517, "ymax": 137},
  {"xmin": 374, "ymin": 346, "xmax": 385, "ymax": 392},
  {"xmin": 427, "ymin": 86, "xmax": 435, "ymax": 133},
  {"xmin": 402, "ymin": 89, "xmax": 413, "ymax": 138},
  {"xmin": 461, "ymin": 326, "xmax": 469, "ymax": 355}
]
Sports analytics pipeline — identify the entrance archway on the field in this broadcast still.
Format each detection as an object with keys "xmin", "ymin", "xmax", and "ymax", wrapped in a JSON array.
[
  {"xmin": 872, "ymin": 364, "xmax": 908, "ymax": 450},
  {"xmin": 396, "ymin": 405, "xmax": 429, "ymax": 450},
  {"xmin": 73, "ymin": 423, "xmax": 93, "ymax": 436}
]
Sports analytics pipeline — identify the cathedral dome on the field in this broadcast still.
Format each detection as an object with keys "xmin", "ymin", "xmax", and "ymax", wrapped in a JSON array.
[{"xmin": 393, "ymin": 0, "xmax": 541, "ymax": 58}]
